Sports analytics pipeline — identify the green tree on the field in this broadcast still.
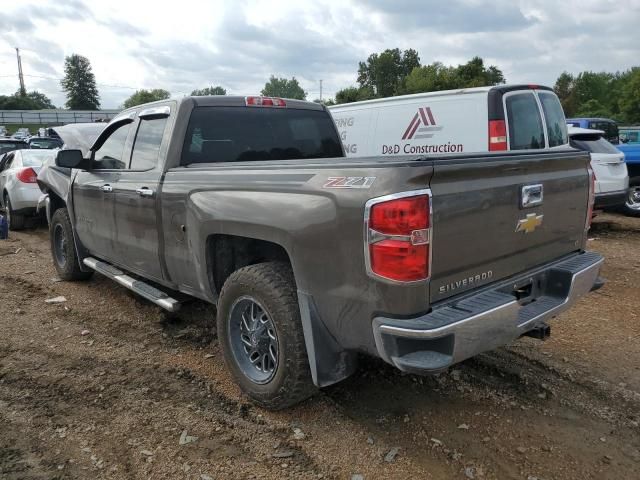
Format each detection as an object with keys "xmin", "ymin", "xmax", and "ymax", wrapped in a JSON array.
[
  {"xmin": 123, "ymin": 89, "xmax": 171, "ymax": 108},
  {"xmin": 404, "ymin": 62, "xmax": 459, "ymax": 94},
  {"xmin": 357, "ymin": 48, "xmax": 420, "ymax": 98},
  {"xmin": 575, "ymin": 99, "xmax": 612, "ymax": 118},
  {"xmin": 554, "ymin": 72, "xmax": 578, "ymax": 117},
  {"xmin": 60, "ymin": 54, "xmax": 100, "ymax": 110},
  {"xmin": 261, "ymin": 76, "xmax": 306, "ymax": 100},
  {"xmin": 334, "ymin": 86, "xmax": 374, "ymax": 104},
  {"xmin": 455, "ymin": 56, "xmax": 505, "ymax": 87},
  {"xmin": 0, "ymin": 90, "xmax": 55, "ymax": 110},
  {"xmin": 572, "ymin": 71, "xmax": 614, "ymax": 113},
  {"xmin": 619, "ymin": 68, "xmax": 640, "ymax": 124},
  {"xmin": 191, "ymin": 85, "xmax": 227, "ymax": 96}
]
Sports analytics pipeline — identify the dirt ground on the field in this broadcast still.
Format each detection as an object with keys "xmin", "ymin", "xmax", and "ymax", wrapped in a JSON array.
[{"xmin": 1, "ymin": 213, "xmax": 639, "ymax": 480}]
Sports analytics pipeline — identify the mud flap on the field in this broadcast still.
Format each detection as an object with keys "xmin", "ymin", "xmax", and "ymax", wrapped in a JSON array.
[{"xmin": 297, "ymin": 291, "xmax": 358, "ymax": 387}]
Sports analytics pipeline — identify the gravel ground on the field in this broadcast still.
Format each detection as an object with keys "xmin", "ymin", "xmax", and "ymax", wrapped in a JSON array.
[{"xmin": 0, "ymin": 212, "xmax": 639, "ymax": 480}]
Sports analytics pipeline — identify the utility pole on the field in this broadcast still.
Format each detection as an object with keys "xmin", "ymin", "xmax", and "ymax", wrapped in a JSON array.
[
  {"xmin": 319, "ymin": 79, "xmax": 323, "ymax": 102},
  {"xmin": 15, "ymin": 47, "xmax": 26, "ymax": 96}
]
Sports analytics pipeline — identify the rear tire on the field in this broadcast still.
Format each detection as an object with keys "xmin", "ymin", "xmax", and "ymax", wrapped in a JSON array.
[
  {"xmin": 4, "ymin": 194, "xmax": 25, "ymax": 231},
  {"xmin": 50, "ymin": 208, "xmax": 93, "ymax": 281},
  {"xmin": 217, "ymin": 262, "xmax": 316, "ymax": 410}
]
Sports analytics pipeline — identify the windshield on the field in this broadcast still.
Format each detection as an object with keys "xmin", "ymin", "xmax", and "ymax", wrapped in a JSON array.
[
  {"xmin": 29, "ymin": 138, "xmax": 62, "ymax": 149},
  {"xmin": 570, "ymin": 134, "xmax": 620, "ymax": 154},
  {"xmin": 0, "ymin": 142, "xmax": 28, "ymax": 155},
  {"xmin": 181, "ymin": 107, "xmax": 343, "ymax": 165}
]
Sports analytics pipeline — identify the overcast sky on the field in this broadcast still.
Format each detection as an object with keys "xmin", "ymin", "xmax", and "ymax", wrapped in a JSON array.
[{"xmin": 1, "ymin": 0, "xmax": 638, "ymax": 109}]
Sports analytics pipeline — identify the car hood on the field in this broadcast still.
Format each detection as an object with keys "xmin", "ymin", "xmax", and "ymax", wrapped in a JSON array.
[{"xmin": 52, "ymin": 123, "xmax": 106, "ymax": 157}]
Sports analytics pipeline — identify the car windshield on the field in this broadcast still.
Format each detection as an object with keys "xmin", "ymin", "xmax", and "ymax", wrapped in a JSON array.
[
  {"xmin": 0, "ymin": 142, "xmax": 28, "ymax": 155},
  {"xmin": 570, "ymin": 134, "xmax": 620, "ymax": 154},
  {"xmin": 29, "ymin": 138, "xmax": 62, "ymax": 149},
  {"xmin": 21, "ymin": 150, "xmax": 55, "ymax": 166}
]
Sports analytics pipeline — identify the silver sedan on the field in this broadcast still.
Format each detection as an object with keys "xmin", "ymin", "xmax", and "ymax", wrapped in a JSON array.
[{"xmin": 0, "ymin": 149, "xmax": 55, "ymax": 230}]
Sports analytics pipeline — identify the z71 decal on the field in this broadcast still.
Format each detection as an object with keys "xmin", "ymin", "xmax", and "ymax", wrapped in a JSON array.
[{"xmin": 323, "ymin": 176, "xmax": 376, "ymax": 189}]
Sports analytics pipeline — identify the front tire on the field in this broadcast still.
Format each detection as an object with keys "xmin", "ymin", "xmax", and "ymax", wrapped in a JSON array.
[
  {"xmin": 623, "ymin": 185, "xmax": 640, "ymax": 217},
  {"xmin": 217, "ymin": 262, "xmax": 316, "ymax": 410},
  {"xmin": 4, "ymin": 194, "xmax": 25, "ymax": 231},
  {"xmin": 50, "ymin": 208, "xmax": 93, "ymax": 281}
]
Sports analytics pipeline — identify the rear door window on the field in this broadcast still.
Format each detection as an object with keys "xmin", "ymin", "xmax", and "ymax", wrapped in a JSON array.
[
  {"xmin": 570, "ymin": 135, "xmax": 621, "ymax": 154},
  {"xmin": 538, "ymin": 92, "xmax": 568, "ymax": 147},
  {"xmin": 130, "ymin": 118, "xmax": 168, "ymax": 170},
  {"xmin": 505, "ymin": 92, "xmax": 545, "ymax": 150}
]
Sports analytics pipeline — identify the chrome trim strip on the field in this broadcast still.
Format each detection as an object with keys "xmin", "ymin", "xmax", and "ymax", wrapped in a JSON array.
[{"xmin": 139, "ymin": 105, "xmax": 170, "ymax": 118}]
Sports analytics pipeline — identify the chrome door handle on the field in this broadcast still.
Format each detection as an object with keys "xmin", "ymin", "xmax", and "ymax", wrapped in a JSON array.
[
  {"xmin": 101, "ymin": 184, "xmax": 113, "ymax": 192},
  {"xmin": 135, "ymin": 187, "xmax": 154, "ymax": 197}
]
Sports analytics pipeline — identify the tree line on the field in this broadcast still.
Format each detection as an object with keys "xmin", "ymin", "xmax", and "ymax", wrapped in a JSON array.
[{"xmin": 1, "ymin": 50, "xmax": 638, "ymax": 125}]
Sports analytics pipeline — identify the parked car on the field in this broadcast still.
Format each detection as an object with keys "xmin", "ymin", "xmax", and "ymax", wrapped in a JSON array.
[
  {"xmin": 0, "ymin": 138, "xmax": 28, "ymax": 155},
  {"xmin": 0, "ymin": 149, "xmax": 54, "ymax": 230},
  {"xmin": 38, "ymin": 96, "xmax": 603, "ymax": 409},
  {"xmin": 26, "ymin": 136, "xmax": 63, "ymax": 150},
  {"xmin": 329, "ymin": 85, "xmax": 569, "ymax": 156},
  {"xmin": 566, "ymin": 118, "xmax": 619, "ymax": 144},
  {"xmin": 567, "ymin": 126, "xmax": 628, "ymax": 209},
  {"xmin": 619, "ymin": 126, "xmax": 640, "ymax": 144}
]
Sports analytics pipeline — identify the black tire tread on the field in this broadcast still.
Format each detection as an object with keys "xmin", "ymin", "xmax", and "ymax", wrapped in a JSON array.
[
  {"xmin": 217, "ymin": 261, "xmax": 316, "ymax": 410},
  {"xmin": 5, "ymin": 195, "xmax": 25, "ymax": 231},
  {"xmin": 50, "ymin": 208, "xmax": 93, "ymax": 281}
]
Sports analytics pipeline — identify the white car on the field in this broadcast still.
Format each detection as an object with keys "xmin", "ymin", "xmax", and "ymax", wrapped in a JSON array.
[
  {"xmin": 0, "ymin": 149, "xmax": 55, "ymax": 230},
  {"xmin": 568, "ymin": 126, "xmax": 629, "ymax": 209}
]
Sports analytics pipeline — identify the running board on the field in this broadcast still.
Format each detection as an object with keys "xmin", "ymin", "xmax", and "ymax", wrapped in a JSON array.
[{"xmin": 83, "ymin": 257, "xmax": 181, "ymax": 312}]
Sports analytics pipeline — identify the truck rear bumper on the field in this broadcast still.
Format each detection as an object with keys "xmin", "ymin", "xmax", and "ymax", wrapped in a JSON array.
[{"xmin": 372, "ymin": 251, "xmax": 604, "ymax": 374}]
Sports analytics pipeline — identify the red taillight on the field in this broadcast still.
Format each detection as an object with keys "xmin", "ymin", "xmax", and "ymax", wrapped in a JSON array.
[
  {"xmin": 585, "ymin": 166, "xmax": 596, "ymax": 230},
  {"xmin": 16, "ymin": 167, "xmax": 38, "ymax": 184},
  {"xmin": 489, "ymin": 120, "xmax": 507, "ymax": 151},
  {"xmin": 366, "ymin": 193, "xmax": 431, "ymax": 283},
  {"xmin": 245, "ymin": 96, "xmax": 286, "ymax": 107}
]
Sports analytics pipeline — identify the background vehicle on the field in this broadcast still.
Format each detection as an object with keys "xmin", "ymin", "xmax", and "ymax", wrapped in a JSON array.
[
  {"xmin": 0, "ymin": 149, "xmax": 53, "ymax": 230},
  {"xmin": 0, "ymin": 138, "xmax": 28, "ymax": 155},
  {"xmin": 329, "ymin": 85, "xmax": 569, "ymax": 157},
  {"xmin": 566, "ymin": 118, "xmax": 619, "ymax": 144},
  {"xmin": 568, "ymin": 126, "xmax": 628, "ymax": 209},
  {"xmin": 39, "ymin": 96, "xmax": 603, "ymax": 409},
  {"xmin": 619, "ymin": 126, "xmax": 640, "ymax": 144},
  {"xmin": 26, "ymin": 136, "xmax": 63, "ymax": 149}
]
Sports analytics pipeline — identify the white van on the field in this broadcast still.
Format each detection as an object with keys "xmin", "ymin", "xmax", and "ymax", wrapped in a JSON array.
[
  {"xmin": 328, "ymin": 85, "xmax": 569, "ymax": 157},
  {"xmin": 568, "ymin": 126, "xmax": 629, "ymax": 209}
]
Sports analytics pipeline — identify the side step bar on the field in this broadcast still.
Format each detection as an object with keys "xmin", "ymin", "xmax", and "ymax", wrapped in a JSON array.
[{"xmin": 83, "ymin": 257, "xmax": 181, "ymax": 312}]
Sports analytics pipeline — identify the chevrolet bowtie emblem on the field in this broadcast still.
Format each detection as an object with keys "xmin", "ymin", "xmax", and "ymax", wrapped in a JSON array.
[{"xmin": 515, "ymin": 213, "xmax": 544, "ymax": 234}]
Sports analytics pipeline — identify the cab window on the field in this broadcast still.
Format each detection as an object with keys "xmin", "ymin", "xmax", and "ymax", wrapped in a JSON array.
[
  {"xmin": 505, "ymin": 92, "xmax": 545, "ymax": 150},
  {"xmin": 93, "ymin": 123, "xmax": 132, "ymax": 170},
  {"xmin": 130, "ymin": 118, "xmax": 168, "ymax": 170}
]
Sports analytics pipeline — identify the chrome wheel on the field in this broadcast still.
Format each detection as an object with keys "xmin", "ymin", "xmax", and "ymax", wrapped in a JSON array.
[
  {"xmin": 228, "ymin": 296, "xmax": 279, "ymax": 384},
  {"xmin": 626, "ymin": 187, "xmax": 640, "ymax": 211},
  {"xmin": 53, "ymin": 223, "xmax": 67, "ymax": 267},
  {"xmin": 4, "ymin": 196, "xmax": 10, "ymax": 228}
]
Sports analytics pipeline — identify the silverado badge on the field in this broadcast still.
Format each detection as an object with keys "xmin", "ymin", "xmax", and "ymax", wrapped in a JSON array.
[{"xmin": 515, "ymin": 213, "xmax": 544, "ymax": 234}]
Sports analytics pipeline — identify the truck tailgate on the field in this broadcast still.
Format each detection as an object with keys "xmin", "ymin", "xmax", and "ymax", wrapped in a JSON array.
[{"xmin": 429, "ymin": 150, "xmax": 591, "ymax": 303}]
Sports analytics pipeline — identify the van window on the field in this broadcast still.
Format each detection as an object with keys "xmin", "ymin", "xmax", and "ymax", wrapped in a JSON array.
[
  {"xmin": 539, "ymin": 92, "xmax": 568, "ymax": 147},
  {"xmin": 130, "ymin": 118, "xmax": 168, "ymax": 170},
  {"xmin": 181, "ymin": 107, "xmax": 342, "ymax": 165},
  {"xmin": 505, "ymin": 93, "xmax": 545, "ymax": 150}
]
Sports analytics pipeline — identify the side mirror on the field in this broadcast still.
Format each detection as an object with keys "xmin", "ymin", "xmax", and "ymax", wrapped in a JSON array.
[{"xmin": 55, "ymin": 149, "xmax": 85, "ymax": 169}]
